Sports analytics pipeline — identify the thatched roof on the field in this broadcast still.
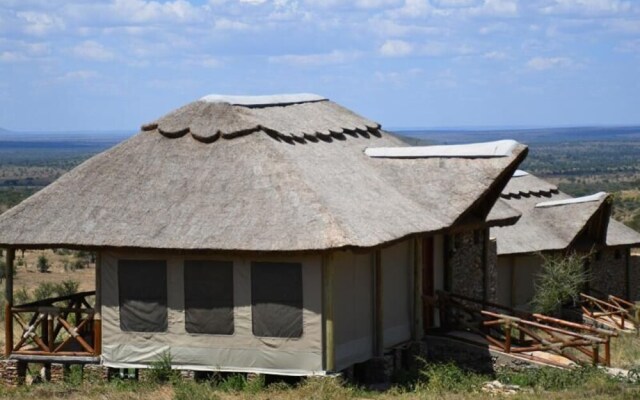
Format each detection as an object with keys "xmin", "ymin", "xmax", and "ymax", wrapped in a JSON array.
[
  {"xmin": 492, "ymin": 171, "xmax": 640, "ymax": 255},
  {"xmin": 0, "ymin": 95, "xmax": 526, "ymax": 252}
]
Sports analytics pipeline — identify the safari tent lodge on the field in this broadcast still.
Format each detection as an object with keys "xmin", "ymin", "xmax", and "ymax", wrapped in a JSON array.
[{"xmin": 0, "ymin": 94, "xmax": 527, "ymax": 379}]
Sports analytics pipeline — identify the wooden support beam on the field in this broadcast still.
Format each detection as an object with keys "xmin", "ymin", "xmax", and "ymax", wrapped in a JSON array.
[
  {"xmin": 94, "ymin": 252, "xmax": 102, "ymax": 356},
  {"xmin": 374, "ymin": 249, "xmax": 383, "ymax": 357},
  {"xmin": 412, "ymin": 237, "xmax": 423, "ymax": 340},
  {"xmin": 4, "ymin": 247, "xmax": 15, "ymax": 358},
  {"xmin": 322, "ymin": 254, "xmax": 335, "ymax": 372}
]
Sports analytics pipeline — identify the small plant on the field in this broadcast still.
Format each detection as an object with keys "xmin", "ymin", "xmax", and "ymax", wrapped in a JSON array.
[
  {"xmin": 54, "ymin": 280, "xmax": 79, "ymax": 297},
  {"xmin": 149, "ymin": 351, "xmax": 180, "ymax": 383},
  {"xmin": 417, "ymin": 362, "xmax": 487, "ymax": 393},
  {"xmin": 33, "ymin": 282, "xmax": 56, "ymax": 301},
  {"xmin": 14, "ymin": 288, "xmax": 30, "ymax": 305},
  {"xmin": 37, "ymin": 254, "xmax": 50, "ymax": 273},
  {"xmin": 532, "ymin": 251, "xmax": 590, "ymax": 316}
]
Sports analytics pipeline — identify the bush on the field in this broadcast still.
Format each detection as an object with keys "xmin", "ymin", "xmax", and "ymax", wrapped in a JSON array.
[
  {"xmin": 37, "ymin": 255, "xmax": 50, "ymax": 273},
  {"xmin": 54, "ymin": 280, "xmax": 79, "ymax": 297},
  {"xmin": 417, "ymin": 362, "xmax": 487, "ymax": 393},
  {"xmin": 532, "ymin": 251, "xmax": 590, "ymax": 315},
  {"xmin": 148, "ymin": 351, "xmax": 180, "ymax": 383},
  {"xmin": 33, "ymin": 282, "xmax": 56, "ymax": 301}
]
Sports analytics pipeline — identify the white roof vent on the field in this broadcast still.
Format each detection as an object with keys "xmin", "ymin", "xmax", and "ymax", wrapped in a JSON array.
[
  {"xmin": 365, "ymin": 139, "xmax": 520, "ymax": 159},
  {"xmin": 513, "ymin": 170, "xmax": 529, "ymax": 177},
  {"xmin": 199, "ymin": 93, "xmax": 326, "ymax": 106},
  {"xmin": 535, "ymin": 192, "xmax": 608, "ymax": 208}
]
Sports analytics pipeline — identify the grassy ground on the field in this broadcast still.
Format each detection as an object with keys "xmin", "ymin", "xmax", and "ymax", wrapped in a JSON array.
[{"xmin": 2, "ymin": 364, "xmax": 640, "ymax": 400}]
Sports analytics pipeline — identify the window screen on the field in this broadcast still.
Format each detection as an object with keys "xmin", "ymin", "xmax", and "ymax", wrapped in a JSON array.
[
  {"xmin": 184, "ymin": 260, "xmax": 234, "ymax": 335},
  {"xmin": 251, "ymin": 262, "xmax": 303, "ymax": 338},
  {"xmin": 118, "ymin": 260, "xmax": 167, "ymax": 332}
]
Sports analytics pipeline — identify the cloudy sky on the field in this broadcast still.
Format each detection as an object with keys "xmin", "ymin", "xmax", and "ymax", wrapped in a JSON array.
[{"xmin": 1, "ymin": 0, "xmax": 639, "ymax": 131}]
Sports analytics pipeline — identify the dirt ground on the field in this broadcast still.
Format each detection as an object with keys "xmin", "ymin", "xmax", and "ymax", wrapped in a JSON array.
[{"xmin": 11, "ymin": 249, "xmax": 96, "ymax": 294}]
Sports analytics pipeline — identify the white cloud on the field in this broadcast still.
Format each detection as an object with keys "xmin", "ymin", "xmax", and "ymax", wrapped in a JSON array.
[
  {"xmin": 213, "ymin": 18, "xmax": 252, "ymax": 31},
  {"xmin": 379, "ymin": 39, "xmax": 413, "ymax": 57},
  {"xmin": 483, "ymin": 50, "xmax": 507, "ymax": 60},
  {"xmin": 526, "ymin": 56, "xmax": 574, "ymax": 70},
  {"xmin": 0, "ymin": 51, "xmax": 27, "ymax": 63},
  {"xmin": 268, "ymin": 50, "xmax": 360, "ymax": 66},
  {"xmin": 540, "ymin": 0, "xmax": 634, "ymax": 15},
  {"xmin": 55, "ymin": 70, "xmax": 100, "ymax": 83},
  {"xmin": 17, "ymin": 11, "xmax": 65, "ymax": 36},
  {"xmin": 185, "ymin": 55, "xmax": 222, "ymax": 68},
  {"xmin": 72, "ymin": 40, "xmax": 115, "ymax": 61},
  {"xmin": 615, "ymin": 39, "xmax": 640, "ymax": 54}
]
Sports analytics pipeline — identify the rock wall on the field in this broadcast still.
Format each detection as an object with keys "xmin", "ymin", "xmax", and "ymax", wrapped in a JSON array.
[
  {"xmin": 448, "ymin": 229, "xmax": 490, "ymax": 301},
  {"xmin": 589, "ymin": 248, "xmax": 630, "ymax": 299}
]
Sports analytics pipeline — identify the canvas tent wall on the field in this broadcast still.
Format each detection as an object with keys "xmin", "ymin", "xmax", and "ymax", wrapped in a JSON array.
[{"xmin": 101, "ymin": 250, "xmax": 323, "ymax": 375}]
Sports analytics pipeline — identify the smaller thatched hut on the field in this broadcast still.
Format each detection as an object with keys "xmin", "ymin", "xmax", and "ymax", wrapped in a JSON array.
[{"xmin": 491, "ymin": 171, "xmax": 640, "ymax": 309}]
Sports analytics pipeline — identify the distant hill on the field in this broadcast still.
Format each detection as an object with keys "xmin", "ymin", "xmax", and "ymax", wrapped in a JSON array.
[{"xmin": 395, "ymin": 126, "xmax": 640, "ymax": 145}]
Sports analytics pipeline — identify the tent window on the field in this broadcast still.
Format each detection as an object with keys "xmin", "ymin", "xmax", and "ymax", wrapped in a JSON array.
[
  {"xmin": 184, "ymin": 260, "xmax": 234, "ymax": 335},
  {"xmin": 118, "ymin": 260, "xmax": 167, "ymax": 332},
  {"xmin": 251, "ymin": 262, "xmax": 303, "ymax": 338}
]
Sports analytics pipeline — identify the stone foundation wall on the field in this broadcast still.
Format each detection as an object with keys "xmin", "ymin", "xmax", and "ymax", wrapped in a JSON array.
[
  {"xmin": 448, "ymin": 229, "xmax": 489, "ymax": 301},
  {"xmin": 590, "ymin": 248, "xmax": 629, "ymax": 298}
]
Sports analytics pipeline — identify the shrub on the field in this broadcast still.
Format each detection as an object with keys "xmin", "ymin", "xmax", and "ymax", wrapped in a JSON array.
[
  {"xmin": 37, "ymin": 255, "xmax": 50, "ymax": 273},
  {"xmin": 14, "ymin": 288, "xmax": 30, "ymax": 305},
  {"xmin": 417, "ymin": 362, "xmax": 487, "ymax": 393},
  {"xmin": 148, "ymin": 351, "xmax": 180, "ymax": 383},
  {"xmin": 532, "ymin": 251, "xmax": 590, "ymax": 315},
  {"xmin": 54, "ymin": 280, "xmax": 79, "ymax": 297},
  {"xmin": 33, "ymin": 282, "xmax": 56, "ymax": 301}
]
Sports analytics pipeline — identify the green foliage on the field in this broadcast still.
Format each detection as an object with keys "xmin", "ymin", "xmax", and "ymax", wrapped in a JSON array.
[
  {"xmin": 55, "ymin": 279, "xmax": 79, "ymax": 297},
  {"xmin": 532, "ymin": 252, "xmax": 590, "ymax": 315},
  {"xmin": 37, "ymin": 254, "xmax": 50, "ymax": 273},
  {"xmin": 173, "ymin": 380, "xmax": 220, "ymax": 400},
  {"xmin": 148, "ymin": 351, "xmax": 180, "ymax": 384},
  {"xmin": 416, "ymin": 362, "xmax": 486, "ymax": 393},
  {"xmin": 498, "ymin": 366, "xmax": 617, "ymax": 391},
  {"xmin": 33, "ymin": 282, "xmax": 57, "ymax": 301},
  {"xmin": 14, "ymin": 287, "xmax": 30, "ymax": 305}
]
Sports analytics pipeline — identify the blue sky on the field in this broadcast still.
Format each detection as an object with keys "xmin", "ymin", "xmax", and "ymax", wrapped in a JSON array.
[{"xmin": 0, "ymin": 0, "xmax": 639, "ymax": 131}]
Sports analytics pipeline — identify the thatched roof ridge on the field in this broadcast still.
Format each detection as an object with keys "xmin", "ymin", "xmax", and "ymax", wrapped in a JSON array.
[
  {"xmin": 492, "ymin": 171, "xmax": 640, "ymax": 255},
  {"xmin": 0, "ymin": 97, "xmax": 527, "ymax": 252},
  {"xmin": 141, "ymin": 97, "xmax": 380, "ymax": 143},
  {"xmin": 501, "ymin": 172, "xmax": 558, "ymax": 198}
]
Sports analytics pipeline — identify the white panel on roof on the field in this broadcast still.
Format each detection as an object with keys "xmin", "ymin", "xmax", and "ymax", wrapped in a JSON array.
[{"xmin": 365, "ymin": 139, "xmax": 520, "ymax": 158}]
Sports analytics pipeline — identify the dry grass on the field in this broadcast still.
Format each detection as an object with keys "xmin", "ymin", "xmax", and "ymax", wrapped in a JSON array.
[{"xmin": 610, "ymin": 333, "xmax": 640, "ymax": 369}]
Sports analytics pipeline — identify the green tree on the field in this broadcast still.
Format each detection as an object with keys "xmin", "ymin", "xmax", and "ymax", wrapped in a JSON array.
[
  {"xmin": 37, "ymin": 254, "xmax": 49, "ymax": 273},
  {"xmin": 532, "ymin": 252, "xmax": 590, "ymax": 316}
]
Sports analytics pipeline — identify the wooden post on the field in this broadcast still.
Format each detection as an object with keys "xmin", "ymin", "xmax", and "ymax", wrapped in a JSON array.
[
  {"xmin": 322, "ymin": 254, "xmax": 335, "ymax": 372},
  {"xmin": 94, "ymin": 252, "xmax": 102, "ymax": 356},
  {"xmin": 4, "ymin": 248, "xmax": 15, "ymax": 358},
  {"xmin": 605, "ymin": 338, "xmax": 610, "ymax": 366},
  {"xmin": 374, "ymin": 249, "xmax": 384, "ymax": 357},
  {"xmin": 592, "ymin": 344, "xmax": 599, "ymax": 366},
  {"xmin": 504, "ymin": 324, "xmax": 512, "ymax": 353},
  {"xmin": 412, "ymin": 237, "xmax": 423, "ymax": 341}
]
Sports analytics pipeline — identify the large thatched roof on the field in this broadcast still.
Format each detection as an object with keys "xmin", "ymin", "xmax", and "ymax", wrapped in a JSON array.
[
  {"xmin": 0, "ymin": 95, "xmax": 526, "ymax": 252},
  {"xmin": 491, "ymin": 171, "xmax": 640, "ymax": 255}
]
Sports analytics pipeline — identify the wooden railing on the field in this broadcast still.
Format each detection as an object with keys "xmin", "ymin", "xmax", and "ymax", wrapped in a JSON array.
[
  {"xmin": 580, "ymin": 293, "xmax": 640, "ymax": 333},
  {"xmin": 7, "ymin": 291, "xmax": 100, "ymax": 358},
  {"xmin": 435, "ymin": 291, "xmax": 613, "ymax": 366}
]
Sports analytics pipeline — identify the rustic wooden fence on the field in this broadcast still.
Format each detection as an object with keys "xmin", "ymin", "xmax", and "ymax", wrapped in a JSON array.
[
  {"xmin": 435, "ymin": 291, "xmax": 613, "ymax": 366},
  {"xmin": 6, "ymin": 291, "xmax": 99, "ymax": 357},
  {"xmin": 580, "ymin": 292, "xmax": 640, "ymax": 333}
]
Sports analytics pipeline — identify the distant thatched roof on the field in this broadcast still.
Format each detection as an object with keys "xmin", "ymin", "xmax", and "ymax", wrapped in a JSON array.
[
  {"xmin": 492, "ymin": 171, "xmax": 640, "ymax": 255},
  {"xmin": 0, "ymin": 95, "xmax": 526, "ymax": 252}
]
